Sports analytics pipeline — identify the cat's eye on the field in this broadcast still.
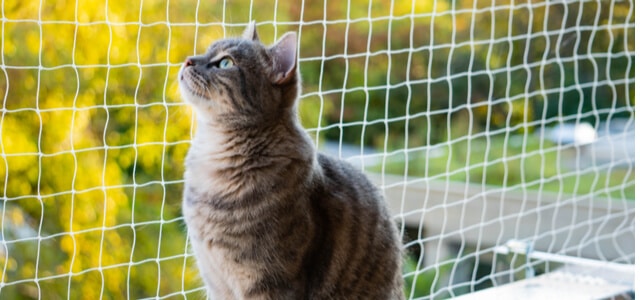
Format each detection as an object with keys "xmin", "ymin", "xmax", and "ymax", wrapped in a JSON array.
[{"xmin": 218, "ymin": 57, "xmax": 234, "ymax": 69}]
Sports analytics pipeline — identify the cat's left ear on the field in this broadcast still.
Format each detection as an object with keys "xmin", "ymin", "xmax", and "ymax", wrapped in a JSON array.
[
  {"xmin": 269, "ymin": 32, "xmax": 297, "ymax": 85},
  {"xmin": 242, "ymin": 21, "xmax": 260, "ymax": 42}
]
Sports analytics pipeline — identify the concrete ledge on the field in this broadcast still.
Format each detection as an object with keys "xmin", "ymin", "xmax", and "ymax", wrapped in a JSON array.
[{"xmin": 369, "ymin": 174, "xmax": 635, "ymax": 262}]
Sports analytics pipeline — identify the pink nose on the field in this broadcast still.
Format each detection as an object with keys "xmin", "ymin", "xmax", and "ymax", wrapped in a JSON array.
[{"xmin": 184, "ymin": 58, "xmax": 194, "ymax": 67}]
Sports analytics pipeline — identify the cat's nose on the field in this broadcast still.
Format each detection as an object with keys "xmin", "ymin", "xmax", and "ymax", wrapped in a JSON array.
[{"xmin": 184, "ymin": 58, "xmax": 194, "ymax": 67}]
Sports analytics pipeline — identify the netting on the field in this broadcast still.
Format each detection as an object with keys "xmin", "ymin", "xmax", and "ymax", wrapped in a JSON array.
[{"xmin": 0, "ymin": 0, "xmax": 634, "ymax": 299}]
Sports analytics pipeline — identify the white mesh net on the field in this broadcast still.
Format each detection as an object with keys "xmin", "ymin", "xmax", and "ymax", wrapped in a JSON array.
[{"xmin": 0, "ymin": 0, "xmax": 634, "ymax": 299}]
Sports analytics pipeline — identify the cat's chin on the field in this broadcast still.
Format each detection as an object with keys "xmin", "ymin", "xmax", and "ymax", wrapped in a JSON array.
[{"xmin": 179, "ymin": 82, "xmax": 211, "ymax": 105}]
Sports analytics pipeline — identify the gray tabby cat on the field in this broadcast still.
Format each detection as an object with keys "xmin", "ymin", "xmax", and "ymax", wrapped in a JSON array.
[{"xmin": 179, "ymin": 22, "xmax": 404, "ymax": 300}]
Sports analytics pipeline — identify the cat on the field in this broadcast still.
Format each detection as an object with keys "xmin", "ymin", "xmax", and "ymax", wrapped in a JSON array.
[{"xmin": 179, "ymin": 22, "xmax": 404, "ymax": 300}]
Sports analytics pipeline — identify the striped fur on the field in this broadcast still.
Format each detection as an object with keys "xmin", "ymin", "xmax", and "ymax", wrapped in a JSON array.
[{"xmin": 179, "ymin": 23, "xmax": 404, "ymax": 299}]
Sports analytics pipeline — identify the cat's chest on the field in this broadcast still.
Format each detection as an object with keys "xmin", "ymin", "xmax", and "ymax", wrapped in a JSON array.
[
  {"xmin": 184, "ymin": 166, "xmax": 243, "ymax": 198},
  {"xmin": 188, "ymin": 229, "xmax": 257, "ymax": 298},
  {"xmin": 182, "ymin": 189, "xmax": 282, "ymax": 294}
]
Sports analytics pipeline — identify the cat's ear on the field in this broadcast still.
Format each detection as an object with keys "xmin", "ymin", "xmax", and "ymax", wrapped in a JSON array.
[
  {"xmin": 269, "ymin": 32, "xmax": 297, "ymax": 85},
  {"xmin": 242, "ymin": 21, "xmax": 260, "ymax": 42}
]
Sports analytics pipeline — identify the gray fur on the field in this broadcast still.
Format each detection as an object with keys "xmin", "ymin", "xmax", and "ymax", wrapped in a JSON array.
[{"xmin": 179, "ymin": 23, "xmax": 404, "ymax": 300}]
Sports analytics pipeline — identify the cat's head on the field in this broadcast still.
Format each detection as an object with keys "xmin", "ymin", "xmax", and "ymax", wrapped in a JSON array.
[{"xmin": 179, "ymin": 22, "xmax": 298, "ymax": 126}]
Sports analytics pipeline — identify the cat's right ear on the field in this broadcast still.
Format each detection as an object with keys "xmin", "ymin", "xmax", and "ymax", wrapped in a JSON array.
[
  {"xmin": 269, "ymin": 32, "xmax": 297, "ymax": 85},
  {"xmin": 242, "ymin": 21, "xmax": 260, "ymax": 42}
]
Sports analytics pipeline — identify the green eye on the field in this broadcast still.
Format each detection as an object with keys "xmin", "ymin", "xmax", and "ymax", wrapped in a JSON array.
[{"xmin": 219, "ymin": 57, "xmax": 234, "ymax": 69}]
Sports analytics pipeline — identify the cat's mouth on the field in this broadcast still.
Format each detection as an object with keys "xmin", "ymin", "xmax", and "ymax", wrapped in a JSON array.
[
  {"xmin": 180, "ymin": 74, "xmax": 211, "ymax": 103},
  {"xmin": 179, "ymin": 66, "xmax": 212, "ymax": 98}
]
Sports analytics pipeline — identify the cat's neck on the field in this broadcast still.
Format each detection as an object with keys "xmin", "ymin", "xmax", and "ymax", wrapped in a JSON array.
[
  {"xmin": 190, "ymin": 111, "xmax": 311, "ymax": 159},
  {"xmin": 185, "ymin": 110, "xmax": 316, "ymax": 197}
]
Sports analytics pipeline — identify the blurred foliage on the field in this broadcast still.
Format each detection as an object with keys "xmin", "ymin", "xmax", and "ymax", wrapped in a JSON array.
[
  {"xmin": 403, "ymin": 255, "xmax": 439, "ymax": 299},
  {"xmin": 370, "ymin": 123, "xmax": 635, "ymax": 200},
  {"xmin": 0, "ymin": 0, "xmax": 634, "ymax": 299},
  {"xmin": 294, "ymin": 0, "xmax": 634, "ymax": 149}
]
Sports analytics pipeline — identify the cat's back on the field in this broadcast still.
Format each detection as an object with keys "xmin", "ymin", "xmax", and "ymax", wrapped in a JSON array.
[
  {"xmin": 305, "ymin": 153, "xmax": 404, "ymax": 300},
  {"xmin": 315, "ymin": 153, "xmax": 385, "ymax": 210}
]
